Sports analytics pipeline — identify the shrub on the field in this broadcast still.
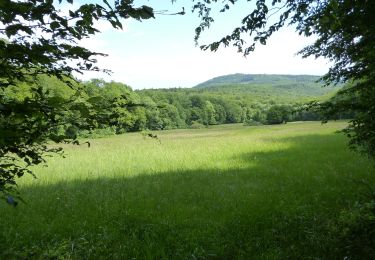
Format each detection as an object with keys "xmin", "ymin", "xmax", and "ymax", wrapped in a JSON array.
[
  {"xmin": 243, "ymin": 119, "xmax": 262, "ymax": 126},
  {"xmin": 78, "ymin": 127, "xmax": 116, "ymax": 138},
  {"xmin": 190, "ymin": 121, "xmax": 206, "ymax": 129},
  {"xmin": 335, "ymin": 192, "xmax": 375, "ymax": 258}
]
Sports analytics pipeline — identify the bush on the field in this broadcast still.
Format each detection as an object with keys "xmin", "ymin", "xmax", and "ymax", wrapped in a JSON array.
[
  {"xmin": 335, "ymin": 191, "xmax": 375, "ymax": 258},
  {"xmin": 78, "ymin": 127, "xmax": 116, "ymax": 138},
  {"xmin": 190, "ymin": 121, "xmax": 206, "ymax": 129},
  {"xmin": 243, "ymin": 119, "xmax": 262, "ymax": 126}
]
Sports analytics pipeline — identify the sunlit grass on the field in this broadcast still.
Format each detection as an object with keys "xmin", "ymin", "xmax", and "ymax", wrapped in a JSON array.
[{"xmin": 1, "ymin": 121, "xmax": 374, "ymax": 258}]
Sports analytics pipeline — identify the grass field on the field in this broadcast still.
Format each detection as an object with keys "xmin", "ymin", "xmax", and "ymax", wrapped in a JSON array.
[{"xmin": 1, "ymin": 121, "xmax": 374, "ymax": 258}]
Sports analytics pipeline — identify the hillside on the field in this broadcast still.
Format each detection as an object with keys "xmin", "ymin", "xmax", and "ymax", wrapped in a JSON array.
[
  {"xmin": 135, "ymin": 73, "xmax": 348, "ymax": 129},
  {"xmin": 193, "ymin": 73, "xmax": 340, "ymax": 99},
  {"xmin": 194, "ymin": 74, "xmax": 321, "ymax": 88}
]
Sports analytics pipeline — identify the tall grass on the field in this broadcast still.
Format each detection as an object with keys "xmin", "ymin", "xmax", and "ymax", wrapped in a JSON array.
[{"xmin": 1, "ymin": 121, "xmax": 374, "ymax": 258}]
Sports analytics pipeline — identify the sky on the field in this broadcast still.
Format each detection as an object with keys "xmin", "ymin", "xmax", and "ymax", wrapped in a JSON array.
[{"xmin": 67, "ymin": 1, "xmax": 331, "ymax": 89}]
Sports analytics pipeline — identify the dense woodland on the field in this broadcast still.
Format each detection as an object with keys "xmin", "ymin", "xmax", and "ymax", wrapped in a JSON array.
[{"xmin": 4, "ymin": 73, "xmax": 350, "ymax": 139}]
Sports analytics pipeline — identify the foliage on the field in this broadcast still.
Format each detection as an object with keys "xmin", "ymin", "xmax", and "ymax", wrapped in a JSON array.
[
  {"xmin": 243, "ymin": 119, "xmax": 262, "ymax": 126},
  {"xmin": 266, "ymin": 105, "xmax": 291, "ymax": 124},
  {"xmin": 137, "ymin": 77, "xmax": 344, "ymax": 127},
  {"xmin": 0, "ymin": 86, "xmax": 65, "ymax": 201},
  {"xmin": 190, "ymin": 120, "xmax": 205, "ymax": 129},
  {"xmin": 0, "ymin": 0, "xmax": 154, "ymax": 86},
  {"xmin": 313, "ymin": 83, "xmax": 375, "ymax": 157},
  {"xmin": 334, "ymin": 192, "xmax": 375, "ymax": 258},
  {"xmin": 192, "ymin": 0, "xmax": 375, "ymax": 157},
  {"xmin": 0, "ymin": 0, "xmax": 155, "ymax": 200}
]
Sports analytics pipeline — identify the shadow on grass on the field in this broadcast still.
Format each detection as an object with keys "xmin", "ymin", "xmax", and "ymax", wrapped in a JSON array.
[{"xmin": 1, "ymin": 134, "xmax": 374, "ymax": 259}]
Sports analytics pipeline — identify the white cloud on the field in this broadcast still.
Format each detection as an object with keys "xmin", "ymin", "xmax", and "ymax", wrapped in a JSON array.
[{"xmin": 76, "ymin": 23, "xmax": 330, "ymax": 89}]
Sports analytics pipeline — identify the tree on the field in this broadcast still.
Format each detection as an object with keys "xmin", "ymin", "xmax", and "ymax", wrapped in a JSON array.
[
  {"xmin": 193, "ymin": 0, "xmax": 375, "ymax": 157},
  {"xmin": 203, "ymin": 100, "xmax": 216, "ymax": 125},
  {"xmin": 159, "ymin": 103, "xmax": 182, "ymax": 129},
  {"xmin": 266, "ymin": 104, "xmax": 291, "ymax": 124},
  {"xmin": 223, "ymin": 101, "xmax": 243, "ymax": 123},
  {"xmin": 213, "ymin": 102, "xmax": 227, "ymax": 124},
  {"xmin": 0, "ymin": 0, "xmax": 155, "ymax": 201}
]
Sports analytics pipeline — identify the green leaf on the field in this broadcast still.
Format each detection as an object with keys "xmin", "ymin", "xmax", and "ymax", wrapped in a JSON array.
[{"xmin": 50, "ymin": 21, "xmax": 60, "ymax": 30}]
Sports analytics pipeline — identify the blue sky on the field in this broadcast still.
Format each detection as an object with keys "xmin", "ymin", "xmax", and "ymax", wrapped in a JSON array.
[{"xmin": 66, "ymin": 1, "xmax": 330, "ymax": 89}]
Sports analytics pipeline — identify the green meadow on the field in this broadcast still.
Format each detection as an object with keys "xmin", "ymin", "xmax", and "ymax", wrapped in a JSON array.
[{"xmin": 1, "ymin": 121, "xmax": 374, "ymax": 258}]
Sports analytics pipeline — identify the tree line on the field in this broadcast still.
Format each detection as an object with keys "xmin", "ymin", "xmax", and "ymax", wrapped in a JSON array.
[{"xmin": 4, "ymin": 75, "xmax": 352, "ymax": 140}]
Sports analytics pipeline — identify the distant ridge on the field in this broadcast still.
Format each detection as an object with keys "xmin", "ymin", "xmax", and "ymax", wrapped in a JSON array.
[
  {"xmin": 139, "ymin": 73, "xmax": 340, "ymax": 102},
  {"xmin": 194, "ymin": 73, "xmax": 322, "ymax": 88}
]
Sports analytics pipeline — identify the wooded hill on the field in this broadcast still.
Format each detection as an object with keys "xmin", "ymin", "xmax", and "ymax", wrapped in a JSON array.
[
  {"xmin": 135, "ymin": 74, "xmax": 346, "ymax": 130},
  {"xmin": 195, "ymin": 74, "xmax": 321, "ymax": 87},
  {"xmin": 193, "ymin": 74, "xmax": 341, "ymax": 100}
]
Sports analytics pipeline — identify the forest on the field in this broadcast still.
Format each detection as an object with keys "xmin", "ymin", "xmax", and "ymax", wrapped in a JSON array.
[{"xmin": 3, "ymin": 73, "xmax": 350, "ymax": 140}]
